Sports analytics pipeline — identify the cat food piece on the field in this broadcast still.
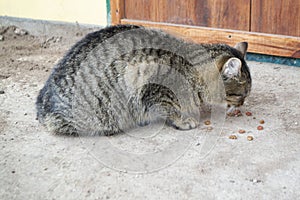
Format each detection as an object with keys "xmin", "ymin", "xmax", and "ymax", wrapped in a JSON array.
[
  {"xmin": 234, "ymin": 109, "xmax": 241, "ymax": 114},
  {"xmin": 229, "ymin": 135, "xmax": 237, "ymax": 140},
  {"xmin": 257, "ymin": 125, "xmax": 264, "ymax": 130},
  {"xmin": 227, "ymin": 109, "xmax": 242, "ymax": 117},
  {"xmin": 247, "ymin": 136, "xmax": 254, "ymax": 141},
  {"xmin": 234, "ymin": 109, "xmax": 242, "ymax": 117},
  {"xmin": 204, "ymin": 120, "xmax": 211, "ymax": 125},
  {"xmin": 238, "ymin": 129, "xmax": 246, "ymax": 134},
  {"xmin": 259, "ymin": 119, "xmax": 265, "ymax": 124},
  {"xmin": 227, "ymin": 113, "xmax": 234, "ymax": 117},
  {"xmin": 245, "ymin": 111, "xmax": 252, "ymax": 116}
]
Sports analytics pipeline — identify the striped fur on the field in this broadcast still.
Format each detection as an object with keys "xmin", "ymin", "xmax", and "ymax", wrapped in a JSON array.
[{"xmin": 36, "ymin": 24, "xmax": 251, "ymax": 136}]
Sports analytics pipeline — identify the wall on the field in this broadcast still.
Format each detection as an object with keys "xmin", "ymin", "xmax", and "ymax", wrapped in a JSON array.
[{"xmin": 0, "ymin": 0, "xmax": 107, "ymax": 26}]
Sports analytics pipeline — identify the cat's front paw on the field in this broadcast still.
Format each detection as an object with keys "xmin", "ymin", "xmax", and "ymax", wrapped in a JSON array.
[
  {"xmin": 182, "ymin": 117, "xmax": 198, "ymax": 130},
  {"xmin": 168, "ymin": 117, "xmax": 198, "ymax": 130}
]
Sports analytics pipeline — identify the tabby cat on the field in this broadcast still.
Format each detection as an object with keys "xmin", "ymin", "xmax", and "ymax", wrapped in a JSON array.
[{"xmin": 36, "ymin": 24, "xmax": 251, "ymax": 136}]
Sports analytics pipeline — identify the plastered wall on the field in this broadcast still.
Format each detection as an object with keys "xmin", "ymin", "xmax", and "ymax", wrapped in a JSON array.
[{"xmin": 0, "ymin": 0, "xmax": 107, "ymax": 25}]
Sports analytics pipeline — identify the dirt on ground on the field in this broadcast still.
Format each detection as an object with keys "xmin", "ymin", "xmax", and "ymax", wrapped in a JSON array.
[{"xmin": 0, "ymin": 24, "xmax": 299, "ymax": 200}]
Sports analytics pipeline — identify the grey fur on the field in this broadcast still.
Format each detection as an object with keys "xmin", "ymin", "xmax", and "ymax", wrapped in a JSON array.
[{"xmin": 36, "ymin": 25, "xmax": 251, "ymax": 136}]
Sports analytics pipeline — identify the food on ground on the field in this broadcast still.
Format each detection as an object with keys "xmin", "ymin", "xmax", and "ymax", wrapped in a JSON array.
[{"xmin": 229, "ymin": 135, "xmax": 238, "ymax": 140}]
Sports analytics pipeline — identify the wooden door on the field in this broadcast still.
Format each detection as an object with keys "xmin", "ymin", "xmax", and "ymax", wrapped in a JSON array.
[{"xmin": 111, "ymin": 0, "xmax": 300, "ymax": 58}]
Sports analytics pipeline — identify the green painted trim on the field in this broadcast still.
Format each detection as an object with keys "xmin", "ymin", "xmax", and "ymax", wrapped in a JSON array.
[
  {"xmin": 247, "ymin": 53, "xmax": 300, "ymax": 67},
  {"xmin": 106, "ymin": 0, "xmax": 111, "ymax": 25}
]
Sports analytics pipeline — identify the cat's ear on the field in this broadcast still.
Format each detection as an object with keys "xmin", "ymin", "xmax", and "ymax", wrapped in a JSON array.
[
  {"xmin": 221, "ymin": 57, "xmax": 242, "ymax": 78},
  {"xmin": 234, "ymin": 42, "xmax": 248, "ymax": 58}
]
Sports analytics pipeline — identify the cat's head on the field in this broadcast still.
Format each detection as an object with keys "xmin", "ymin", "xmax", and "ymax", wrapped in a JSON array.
[{"xmin": 218, "ymin": 42, "xmax": 251, "ymax": 111}]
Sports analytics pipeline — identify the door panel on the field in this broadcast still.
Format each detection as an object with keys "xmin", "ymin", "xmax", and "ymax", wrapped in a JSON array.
[
  {"xmin": 251, "ymin": 0, "xmax": 300, "ymax": 37},
  {"xmin": 112, "ymin": 0, "xmax": 300, "ymax": 58},
  {"xmin": 125, "ymin": 0, "xmax": 251, "ymax": 31}
]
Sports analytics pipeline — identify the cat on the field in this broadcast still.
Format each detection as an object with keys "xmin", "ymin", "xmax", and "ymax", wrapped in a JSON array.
[{"xmin": 36, "ymin": 24, "xmax": 251, "ymax": 136}]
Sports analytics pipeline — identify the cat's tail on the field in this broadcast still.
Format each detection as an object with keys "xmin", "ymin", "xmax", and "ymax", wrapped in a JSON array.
[
  {"xmin": 36, "ymin": 80, "xmax": 78, "ymax": 136},
  {"xmin": 43, "ymin": 113, "xmax": 78, "ymax": 136},
  {"xmin": 36, "ymin": 81, "xmax": 50, "ymax": 124}
]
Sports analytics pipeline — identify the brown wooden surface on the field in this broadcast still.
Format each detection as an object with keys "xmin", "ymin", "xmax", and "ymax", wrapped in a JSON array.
[
  {"xmin": 251, "ymin": 0, "xmax": 300, "ymax": 37},
  {"xmin": 195, "ymin": 0, "xmax": 251, "ymax": 31},
  {"xmin": 111, "ymin": 0, "xmax": 300, "ymax": 58},
  {"xmin": 124, "ymin": 0, "xmax": 251, "ymax": 31},
  {"xmin": 110, "ymin": 0, "xmax": 125, "ymax": 25},
  {"xmin": 121, "ymin": 19, "xmax": 300, "ymax": 58}
]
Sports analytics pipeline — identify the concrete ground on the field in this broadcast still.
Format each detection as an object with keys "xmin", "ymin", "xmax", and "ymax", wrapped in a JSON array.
[{"xmin": 0, "ymin": 19, "xmax": 299, "ymax": 199}]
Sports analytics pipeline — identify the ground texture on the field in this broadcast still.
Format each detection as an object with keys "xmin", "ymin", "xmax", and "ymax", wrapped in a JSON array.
[{"xmin": 0, "ymin": 23, "xmax": 299, "ymax": 200}]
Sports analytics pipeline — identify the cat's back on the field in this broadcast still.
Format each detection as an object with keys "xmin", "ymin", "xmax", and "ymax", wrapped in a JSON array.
[{"xmin": 36, "ymin": 25, "xmax": 142, "ymax": 118}]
